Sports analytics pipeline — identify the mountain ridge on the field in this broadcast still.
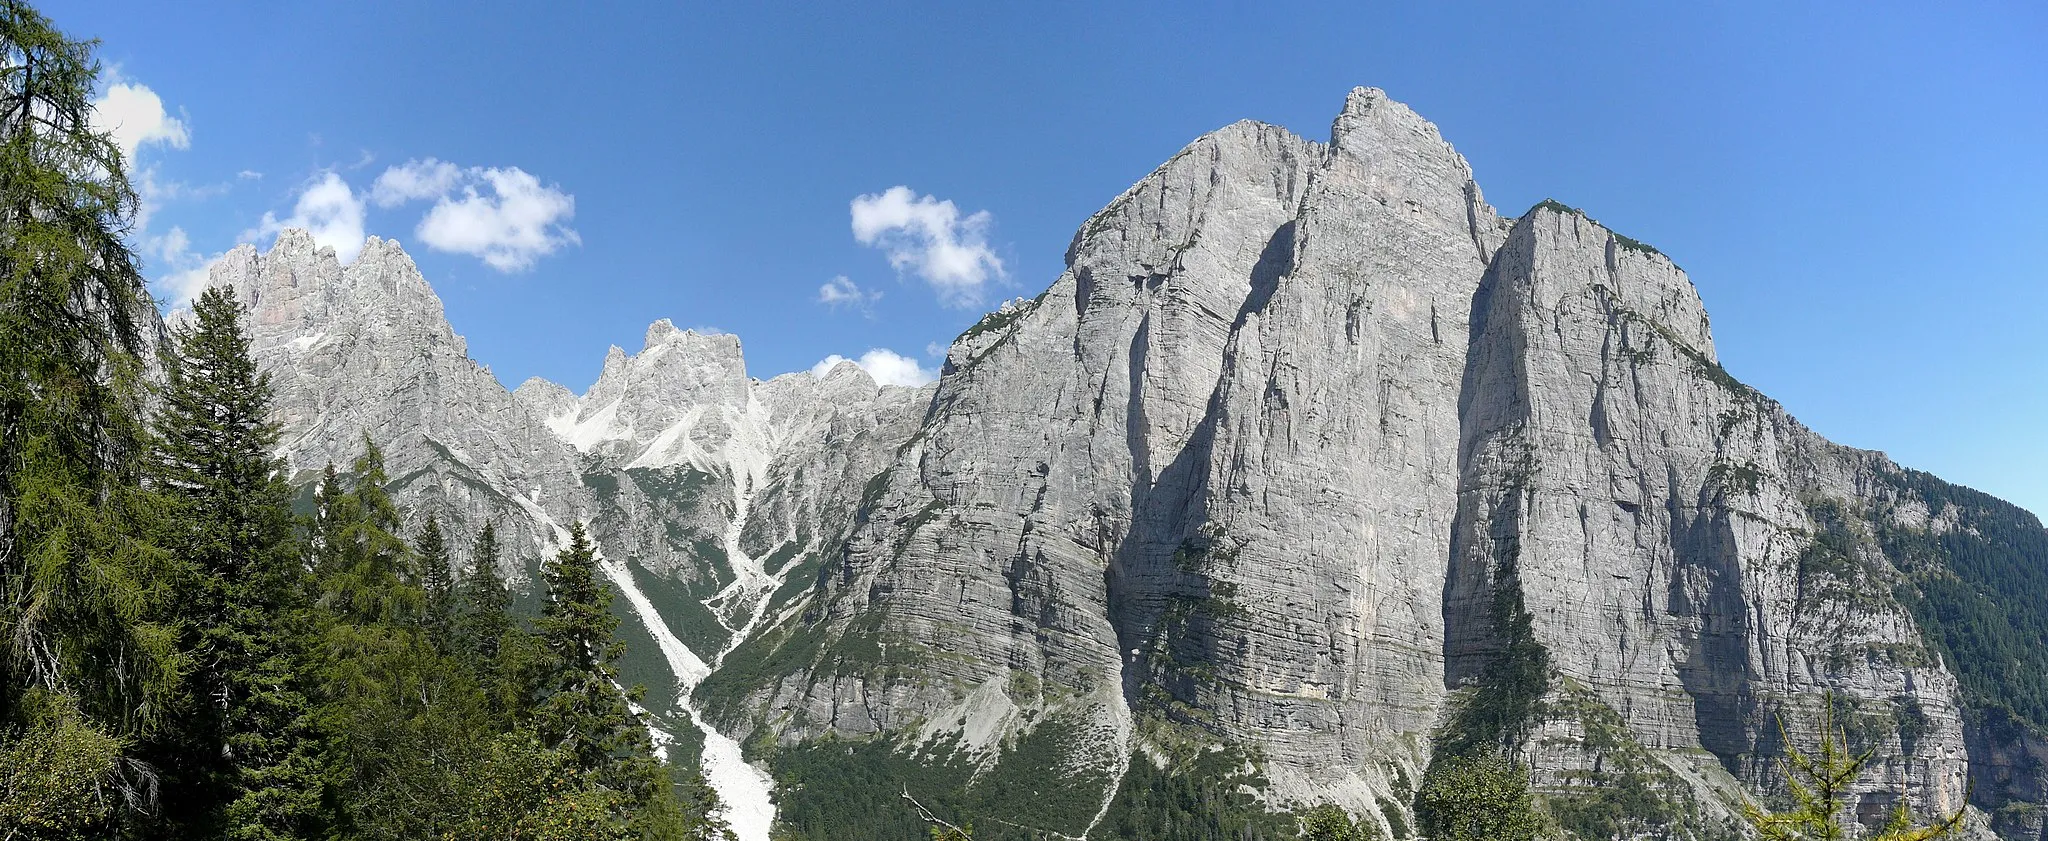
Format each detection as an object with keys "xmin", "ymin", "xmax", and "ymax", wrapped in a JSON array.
[{"xmin": 209, "ymin": 86, "xmax": 2048, "ymax": 841}]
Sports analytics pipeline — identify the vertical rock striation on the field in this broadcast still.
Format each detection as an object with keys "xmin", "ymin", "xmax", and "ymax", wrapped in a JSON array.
[{"xmin": 225, "ymin": 87, "xmax": 2043, "ymax": 840}]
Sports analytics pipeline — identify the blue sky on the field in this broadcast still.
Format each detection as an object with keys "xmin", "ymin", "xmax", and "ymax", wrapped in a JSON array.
[{"xmin": 57, "ymin": 1, "xmax": 2048, "ymax": 517}]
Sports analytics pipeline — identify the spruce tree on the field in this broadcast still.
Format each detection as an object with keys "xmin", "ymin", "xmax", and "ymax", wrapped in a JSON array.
[
  {"xmin": 313, "ymin": 440, "xmax": 417, "ymax": 627},
  {"xmin": 456, "ymin": 521, "xmax": 525, "ymax": 720},
  {"xmin": 416, "ymin": 515, "xmax": 454, "ymax": 650},
  {"xmin": 146, "ymin": 283, "xmax": 323, "ymax": 839},
  {"xmin": 535, "ymin": 522, "xmax": 665, "ymax": 808},
  {"xmin": 456, "ymin": 522, "xmax": 508, "ymax": 656},
  {"xmin": 310, "ymin": 440, "xmax": 478, "ymax": 840}
]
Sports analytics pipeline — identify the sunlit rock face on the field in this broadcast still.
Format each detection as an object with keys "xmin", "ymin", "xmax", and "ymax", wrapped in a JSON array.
[{"xmin": 229, "ymin": 87, "xmax": 2035, "ymax": 840}]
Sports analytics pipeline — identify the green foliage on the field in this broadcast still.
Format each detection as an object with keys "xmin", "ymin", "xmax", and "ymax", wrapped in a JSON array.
[
  {"xmin": 1743, "ymin": 702, "xmax": 1963, "ymax": 840},
  {"xmin": 1422, "ymin": 498, "xmax": 1550, "ymax": 841},
  {"xmin": 1611, "ymin": 232, "xmax": 1663, "ymax": 258},
  {"xmin": 417, "ymin": 515, "xmax": 455, "ymax": 649},
  {"xmin": 768, "ymin": 721, "xmax": 1127, "ymax": 841},
  {"xmin": 1094, "ymin": 743, "xmax": 1296, "ymax": 841},
  {"xmin": 0, "ymin": 691, "xmax": 124, "ymax": 840},
  {"xmin": 1527, "ymin": 200, "xmax": 1668, "ymax": 260},
  {"xmin": 0, "ymin": 9, "xmax": 727, "ymax": 839},
  {"xmin": 1300, "ymin": 803, "xmax": 1382, "ymax": 841},
  {"xmin": 766, "ymin": 736, "xmax": 979, "ymax": 841},
  {"xmin": 1413, "ymin": 754, "xmax": 1543, "ymax": 841},
  {"xmin": 1707, "ymin": 459, "xmax": 1764, "ymax": 497},
  {"xmin": 1670, "ymin": 339, "xmax": 1751, "ymax": 396},
  {"xmin": 1879, "ymin": 469, "xmax": 2048, "ymax": 728},
  {"xmin": 312, "ymin": 444, "xmax": 420, "ymax": 626},
  {"xmin": 1543, "ymin": 683, "xmax": 1697, "ymax": 840},
  {"xmin": 1439, "ymin": 545, "xmax": 1551, "ymax": 759},
  {"xmin": 1377, "ymin": 797, "xmax": 1410, "ymax": 839},
  {"xmin": 0, "ymin": 2, "xmax": 185, "ymax": 827},
  {"xmin": 143, "ymin": 284, "xmax": 325, "ymax": 838}
]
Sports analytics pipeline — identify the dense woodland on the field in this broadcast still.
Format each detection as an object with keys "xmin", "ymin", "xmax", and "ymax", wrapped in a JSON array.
[
  {"xmin": 0, "ymin": 5, "xmax": 726, "ymax": 838},
  {"xmin": 0, "ymin": 2, "xmax": 2020, "ymax": 840}
]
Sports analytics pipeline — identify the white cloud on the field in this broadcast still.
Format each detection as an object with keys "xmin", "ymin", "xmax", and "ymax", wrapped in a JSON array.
[
  {"xmin": 246, "ymin": 171, "xmax": 368, "ymax": 262},
  {"xmin": 90, "ymin": 78, "xmax": 189, "ymax": 164},
  {"xmin": 808, "ymin": 348, "xmax": 936, "ymax": 388},
  {"xmin": 371, "ymin": 158, "xmax": 462, "ymax": 207},
  {"xmin": 850, "ymin": 186, "xmax": 1003, "ymax": 307},
  {"xmin": 88, "ymin": 74, "xmax": 204, "ymax": 233},
  {"xmin": 371, "ymin": 160, "xmax": 578, "ymax": 272},
  {"xmin": 147, "ymin": 225, "xmax": 222, "ymax": 308},
  {"xmin": 238, "ymin": 170, "xmax": 263, "ymax": 180},
  {"xmin": 817, "ymin": 275, "xmax": 881, "ymax": 312}
]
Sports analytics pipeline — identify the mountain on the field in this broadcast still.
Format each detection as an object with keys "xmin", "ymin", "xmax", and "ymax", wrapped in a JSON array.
[{"xmin": 211, "ymin": 88, "xmax": 2048, "ymax": 841}]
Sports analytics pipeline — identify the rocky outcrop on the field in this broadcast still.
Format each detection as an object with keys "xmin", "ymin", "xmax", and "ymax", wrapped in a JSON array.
[
  {"xmin": 697, "ymin": 88, "xmax": 2006, "ymax": 839},
  {"xmin": 228, "ymin": 87, "xmax": 2041, "ymax": 840},
  {"xmin": 1450, "ymin": 203, "xmax": 1970, "ymax": 832},
  {"xmin": 207, "ymin": 230, "xmax": 590, "ymax": 569}
]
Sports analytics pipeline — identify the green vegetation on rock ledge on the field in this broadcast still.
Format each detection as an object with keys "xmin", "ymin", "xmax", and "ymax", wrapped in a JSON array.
[
  {"xmin": 1880, "ymin": 469, "xmax": 2048, "ymax": 728},
  {"xmin": 764, "ymin": 717, "xmax": 1115, "ymax": 841}
]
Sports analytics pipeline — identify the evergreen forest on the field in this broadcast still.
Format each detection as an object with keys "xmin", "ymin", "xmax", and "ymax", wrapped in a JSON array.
[{"xmin": 0, "ymin": 5, "xmax": 729, "ymax": 838}]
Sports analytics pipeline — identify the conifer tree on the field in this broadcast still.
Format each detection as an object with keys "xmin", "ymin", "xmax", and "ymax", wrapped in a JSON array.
[
  {"xmin": 0, "ymin": 3, "xmax": 182, "ymax": 833},
  {"xmin": 416, "ymin": 515, "xmax": 454, "ymax": 650},
  {"xmin": 313, "ymin": 440, "xmax": 417, "ymax": 626},
  {"xmin": 146, "ymin": 283, "xmax": 323, "ymax": 839},
  {"xmin": 536, "ymin": 523, "xmax": 647, "ymax": 776},
  {"xmin": 456, "ymin": 521, "xmax": 525, "ymax": 720},
  {"xmin": 456, "ymin": 522, "xmax": 508, "ymax": 655},
  {"xmin": 1744, "ymin": 703, "xmax": 1965, "ymax": 841},
  {"xmin": 0, "ymin": 0, "xmax": 176, "ymax": 713}
]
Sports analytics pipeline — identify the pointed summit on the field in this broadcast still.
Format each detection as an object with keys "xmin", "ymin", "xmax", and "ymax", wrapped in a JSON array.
[{"xmin": 645, "ymin": 318, "xmax": 683, "ymax": 349}]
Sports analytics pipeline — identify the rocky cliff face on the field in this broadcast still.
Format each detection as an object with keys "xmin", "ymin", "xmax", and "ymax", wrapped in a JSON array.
[
  {"xmin": 222, "ymin": 87, "xmax": 2046, "ymax": 841},
  {"xmin": 207, "ymin": 230, "xmax": 591, "ymax": 565}
]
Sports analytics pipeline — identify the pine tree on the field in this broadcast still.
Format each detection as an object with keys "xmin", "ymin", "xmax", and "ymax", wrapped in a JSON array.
[
  {"xmin": 313, "ymin": 440, "xmax": 417, "ymax": 627},
  {"xmin": 534, "ymin": 522, "xmax": 675, "ymax": 820},
  {"xmin": 456, "ymin": 521, "xmax": 525, "ymax": 720},
  {"xmin": 146, "ymin": 283, "xmax": 323, "ymax": 839},
  {"xmin": 1744, "ymin": 703, "xmax": 1966, "ymax": 841},
  {"xmin": 416, "ymin": 515, "xmax": 454, "ymax": 650}
]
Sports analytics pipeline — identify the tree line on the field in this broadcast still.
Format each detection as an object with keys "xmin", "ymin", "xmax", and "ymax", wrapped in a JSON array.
[{"xmin": 0, "ymin": 3, "xmax": 727, "ymax": 838}]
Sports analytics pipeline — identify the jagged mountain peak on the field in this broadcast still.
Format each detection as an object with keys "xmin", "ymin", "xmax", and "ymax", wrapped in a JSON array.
[
  {"xmin": 217, "ymin": 228, "xmax": 463, "ymax": 359},
  {"xmin": 223, "ymin": 89, "xmax": 2041, "ymax": 840}
]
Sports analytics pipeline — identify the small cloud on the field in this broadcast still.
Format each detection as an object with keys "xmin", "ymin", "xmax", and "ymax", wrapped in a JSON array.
[
  {"xmin": 850, "ymin": 186, "xmax": 1003, "ymax": 308},
  {"xmin": 147, "ymin": 225, "xmax": 222, "ymax": 308},
  {"xmin": 238, "ymin": 170, "xmax": 263, "ymax": 180},
  {"xmin": 924, "ymin": 341, "xmax": 944, "ymax": 358},
  {"xmin": 245, "ymin": 171, "xmax": 367, "ymax": 262},
  {"xmin": 371, "ymin": 158, "xmax": 461, "ymax": 207},
  {"xmin": 90, "ymin": 77, "xmax": 189, "ymax": 164},
  {"xmin": 816, "ymin": 275, "xmax": 881, "ymax": 313},
  {"xmin": 371, "ymin": 159, "xmax": 578, "ymax": 272},
  {"xmin": 809, "ymin": 348, "xmax": 936, "ymax": 388}
]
